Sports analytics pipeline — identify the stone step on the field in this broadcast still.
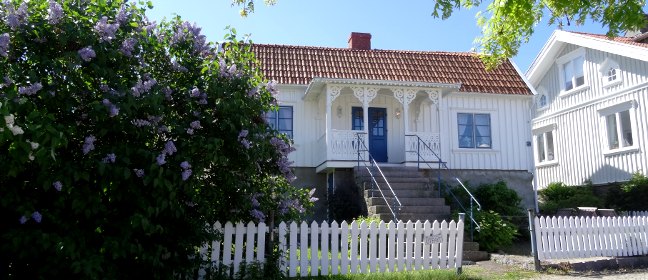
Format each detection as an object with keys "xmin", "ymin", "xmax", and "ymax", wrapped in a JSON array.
[
  {"xmin": 365, "ymin": 189, "xmax": 438, "ymax": 198},
  {"xmin": 462, "ymin": 250, "xmax": 489, "ymax": 262},
  {"xmin": 463, "ymin": 241, "xmax": 480, "ymax": 252},
  {"xmin": 359, "ymin": 177, "xmax": 431, "ymax": 184},
  {"xmin": 362, "ymin": 182, "xmax": 433, "ymax": 191},
  {"xmin": 371, "ymin": 213, "xmax": 451, "ymax": 223},
  {"xmin": 369, "ymin": 205, "xmax": 451, "ymax": 215},
  {"xmin": 366, "ymin": 197, "xmax": 447, "ymax": 207}
]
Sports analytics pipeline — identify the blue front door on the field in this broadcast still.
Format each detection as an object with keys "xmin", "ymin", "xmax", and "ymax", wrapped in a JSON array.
[{"xmin": 352, "ymin": 107, "xmax": 388, "ymax": 162}]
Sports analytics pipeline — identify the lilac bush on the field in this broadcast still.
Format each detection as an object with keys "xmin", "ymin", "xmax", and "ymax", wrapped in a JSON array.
[{"xmin": 0, "ymin": 0, "xmax": 309, "ymax": 278}]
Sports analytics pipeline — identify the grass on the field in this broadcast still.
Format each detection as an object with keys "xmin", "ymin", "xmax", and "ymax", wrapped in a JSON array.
[{"xmin": 297, "ymin": 266, "xmax": 538, "ymax": 280}]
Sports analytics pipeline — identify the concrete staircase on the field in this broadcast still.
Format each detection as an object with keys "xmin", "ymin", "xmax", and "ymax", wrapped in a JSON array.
[
  {"xmin": 354, "ymin": 166, "xmax": 451, "ymax": 223},
  {"xmin": 354, "ymin": 165, "xmax": 489, "ymax": 262}
]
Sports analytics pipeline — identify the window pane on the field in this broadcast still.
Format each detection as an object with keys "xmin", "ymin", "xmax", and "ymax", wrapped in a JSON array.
[
  {"xmin": 539, "ymin": 95, "xmax": 547, "ymax": 107},
  {"xmin": 278, "ymin": 107, "xmax": 292, "ymax": 118},
  {"xmin": 475, "ymin": 114, "xmax": 490, "ymax": 126},
  {"xmin": 546, "ymin": 131, "xmax": 554, "ymax": 161},
  {"xmin": 458, "ymin": 123, "xmax": 474, "ymax": 148},
  {"xmin": 606, "ymin": 114, "xmax": 619, "ymax": 149},
  {"xmin": 458, "ymin": 113, "xmax": 472, "ymax": 125},
  {"xmin": 574, "ymin": 56, "xmax": 584, "ymax": 77},
  {"xmin": 476, "ymin": 137, "xmax": 491, "ymax": 148},
  {"xmin": 475, "ymin": 125, "xmax": 491, "ymax": 137},
  {"xmin": 620, "ymin": 110, "xmax": 632, "ymax": 147},
  {"xmin": 608, "ymin": 68, "xmax": 617, "ymax": 82},
  {"xmin": 537, "ymin": 134, "xmax": 545, "ymax": 162},
  {"xmin": 278, "ymin": 119, "xmax": 292, "ymax": 131},
  {"xmin": 563, "ymin": 61, "xmax": 574, "ymax": 90}
]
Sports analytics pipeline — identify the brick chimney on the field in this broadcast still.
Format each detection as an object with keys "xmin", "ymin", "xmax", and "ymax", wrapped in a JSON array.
[{"xmin": 348, "ymin": 32, "xmax": 371, "ymax": 50}]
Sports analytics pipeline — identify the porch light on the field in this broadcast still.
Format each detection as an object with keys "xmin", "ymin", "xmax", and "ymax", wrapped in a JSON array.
[
  {"xmin": 337, "ymin": 105, "xmax": 343, "ymax": 118},
  {"xmin": 395, "ymin": 107, "xmax": 401, "ymax": 119}
]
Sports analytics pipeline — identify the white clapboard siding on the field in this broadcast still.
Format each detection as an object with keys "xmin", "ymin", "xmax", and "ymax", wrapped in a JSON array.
[
  {"xmin": 534, "ymin": 215, "xmax": 648, "ymax": 261},
  {"xmin": 199, "ymin": 218, "xmax": 464, "ymax": 279}
]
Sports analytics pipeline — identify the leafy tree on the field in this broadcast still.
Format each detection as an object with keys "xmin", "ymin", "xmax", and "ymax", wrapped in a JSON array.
[
  {"xmin": 0, "ymin": 0, "xmax": 313, "ymax": 278},
  {"xmin": 232, "ymin": 0, "xmax": 647, "ymax": 69}
]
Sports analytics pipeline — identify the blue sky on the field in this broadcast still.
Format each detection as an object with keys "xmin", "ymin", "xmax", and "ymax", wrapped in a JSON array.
[{"xmin": 146, "ymin": 0, "xmax": 645, "ymax": 73}]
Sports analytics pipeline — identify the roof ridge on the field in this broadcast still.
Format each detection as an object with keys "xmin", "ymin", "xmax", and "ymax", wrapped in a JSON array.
[{"xmin": 251, "ymin": 43, "xmax": 478, "ymax": 56}]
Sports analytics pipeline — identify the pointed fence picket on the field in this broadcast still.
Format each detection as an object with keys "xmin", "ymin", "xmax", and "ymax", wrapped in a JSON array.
[
  {"xmin": 198, "ymin": 216, "xmax": 465, "ymax": 279},
  {"xmin": 534, "ymin": 215, "xmax": 648, "ymax": 261}
]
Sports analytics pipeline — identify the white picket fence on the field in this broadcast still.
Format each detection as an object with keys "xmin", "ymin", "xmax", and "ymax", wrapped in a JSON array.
[
  {"xmin": 198, "ymin": 217, "xmax": 465, "ymax": 278},
  {"xmin": 534, "ymin": 215, "xmax": 648, "ymax": 261},
  {"xmin": 624, "ymin": 211, "xmax": 648, "ymax": 217}
]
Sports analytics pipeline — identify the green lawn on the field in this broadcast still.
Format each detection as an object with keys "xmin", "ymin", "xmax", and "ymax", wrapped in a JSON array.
[{"xmin": 297, "ymin": 266, "xmax": 538, "ymax": 280}]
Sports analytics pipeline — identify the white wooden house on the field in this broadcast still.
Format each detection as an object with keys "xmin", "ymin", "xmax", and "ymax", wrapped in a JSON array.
[
  {"xmin": 527, "ymin": 30, "xmax": 648, "ymax": 189},
  {"xmin": 252, "ymin": 33, "xmax": 535, "ymax": 220}
]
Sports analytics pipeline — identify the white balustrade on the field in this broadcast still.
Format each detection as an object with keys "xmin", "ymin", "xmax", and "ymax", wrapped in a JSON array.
[
  {"xmin": 406, "ymin": 133, "xmax": 441, "ymax": 162},
  {"xmin": 330, "ymin": 130, "xmax": 367, "ymax": 161}
]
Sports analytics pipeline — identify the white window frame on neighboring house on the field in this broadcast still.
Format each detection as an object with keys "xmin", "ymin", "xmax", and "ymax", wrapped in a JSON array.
[
  {"xmin": 557, "ymin": 48, "xmax": 589, "ymax": 97},
  {"xmin": 599, "ymin": 57, "xmax": 623, "ymax": 88},
  {"xmin": 533, "ymin": 124, "xmax": 558, "ymax": 167},
  {"xmin": 598, "ymin": 100, "xmax": 639, "ymax": 156}
]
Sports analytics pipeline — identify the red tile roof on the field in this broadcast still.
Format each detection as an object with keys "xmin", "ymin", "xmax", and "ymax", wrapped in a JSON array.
[
  {"xmin": 571, "ymin": 31, "xmax": 648, "ymax": 48},
  {"xmin": 251, "ymin": 44, "xmax": 532, "ymax": 95}
]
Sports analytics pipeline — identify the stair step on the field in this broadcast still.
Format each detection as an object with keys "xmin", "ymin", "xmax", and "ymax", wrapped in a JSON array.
[
  {"xmin": 365, "ymin": 189, "xmax": 438, "ymax": 198},
  {"xmin": 363, "ymin": 182, "xmax": 433, "ymax": 191},
  {"xmin": 462, "ymin": 250, "xmax": 489, "ymax": 262},
  {"xmin": 371, "ymin": 213, "xmax": 451, "ymax": 223},
  {"xmin": 463, "ymin": 242, "xmax": 480, "ymax": 251},
  {"xmin": 359, "ymin": 177, "xmax": 430, "ymax": 184},
  {"xmin": 369, "ymin": 205, "xmax": 450, "ymax": 214},
  {"xmin": 367, "ymin": 197, "xmax": 446, "ymax": 206}
]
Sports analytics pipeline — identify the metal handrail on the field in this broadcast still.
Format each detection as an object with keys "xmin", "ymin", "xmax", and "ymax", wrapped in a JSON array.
[
  {"xmin": 356, "ymin": 132, "xmax": 402, "ymax": 222},
  {"xmin": 405, "ymin": 134, "xmax": 482, "ymax": 237}
]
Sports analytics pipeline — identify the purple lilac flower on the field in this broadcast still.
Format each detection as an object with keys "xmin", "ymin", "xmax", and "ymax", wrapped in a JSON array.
[
  {"xmin": 240, "ymin": 139, "xmax": 251, "ymax": 149},
  {"xmin": 247, "ymin": 87, "xmax": 258, "ymax": 98},
  {"xmin": 180, "ymin": 161, "xmax": 191, "ymax": 170},
  {"xmin": 19, "ymin": 215, "xmax": 28, "ymax": 224},
  {"xmin": 108, "ymin": 105, "xmax": 119, "ymax": 117},
  {"xmin": 83, "ymin": 135, "xmax": 96, "ymax": 154},
  {"xmin": 219, "ymin": 58, "xmax": 227, "ymax": 76},
  {"xmin": 189, "ymin": 121, "xmax": 201, "ymax": 130},
  {"xmin": 251, "ymin": 194, "xmax": 261, "ymax": 208},
  {"xmin": 164, "ymin": 141, "xmax": 176, "ymax": 155},
  {"xmin": 190, "ymin": 88, "xmax": 200, "ymax": 98},
  {"xmin": 148, "ymin": 115, "xmax": 162, "ymax": 124},
  {"xmin": 6, "ymin": 2, "xmax": 29, "ymax": 30},
  {"xmin": 171, "ymin": 60, "xmax": 187, "ymax": 72},
  {"xmin": 134, "ymin": 169, "xmax": 144, "ymax": 178},
  {"xmin": 266, "ymin": 80, "xmax": 279, "ymax": 96},
  {"xmin": 198, "ymin": 98, "xmax": 207, "ymax": 105},
  {"xmin": 171, "ymin": 21, "xmax": 208, "ymax": 55},
  {"xmin": 78, "ymin": 46, "xmax": 96, "ymax": 62},
  {"xmin": 181, "ymin": 169, "xmax": 192, "ymax": 181},
  {"xmin": 156, "ymin": 153, "xmax": 166, "ymax": 166},
  {"xmin": 250, "ymin": 209, "xmax": 265, "ymax": 223},
  {"xmin": 32, "ymin": 211, "xmax": 42, "ymax": 223},
  {"xmin": 132, "ymin": 119, "xmax": 151, "ymax": 127},
  {"xmin": 309, "ymin": 188, "xmax": 319, "ymax": 202},
  {"xmin": 53, "ymin": 181, "xmax": 62, "ymax": 191},
  {"xmin": 102, "ymin": 99, "xmax": 111, "ymax": 105},
  {"xmin": 238, "ymin": 130, "xmax": 249, "ymax": 140},
  {"xmin": 4, "ymin": 76, "xmax": 13, "ymax": 87},
  {"xmin": 162, "ymin": 86, "xmax": 173, "ymax": 100},
  {"xmin": 131, "ymin": 77, "xmax": 156, "ymax": 97},
  {"xmin": 48, "ymin": 0, "xmax": 64, "ymax": 25},
  {"xmin": 99, "ymin": 84, "xmax": 110, "ymax": 92},
  {"xmin": 120, "ymin": 38, "xmax": 136, "ymax": 57},
  {"xmin": 18, "ymin": 83, "xmax": 43, "ymax": 96},
  {"xmin": 0, "ymin": 33, "xmax": 9, "ymax": 58},
  {"xmin": 186, "ymin": 128, "xmax": 194, "ymax": 135},
  {"xmin": 94, "ymin": 16, "xmax": 119, "ymax": 42},
  {"xmin": 116, "ymin": 5, "xmax": 131, "ymax": 25},
  {"xmin": 102, "ymin": 153, "xmax": 116, "ymax": 163}
]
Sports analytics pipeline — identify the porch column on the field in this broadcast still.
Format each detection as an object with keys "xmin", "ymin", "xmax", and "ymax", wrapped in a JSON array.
[
  {"xmin": 393, "ymin": 88, "xmax": 417, "ymax": 134},
  {"xmin": 352, "ymin": 86, "xmax": 378, "ymax": 151},
  {"xmin": 326, "ymin": 85, "xmax": 342, "ymax": 161}
]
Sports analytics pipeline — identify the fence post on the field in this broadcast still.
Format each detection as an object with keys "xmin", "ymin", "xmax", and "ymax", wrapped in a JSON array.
[
  {"xmin": 457, "ymin": 213, "xmax": 465, "ymax": 275},
  {"xmin": 527, "ymin": 209, "xmax": 541, "ymax": 271}
]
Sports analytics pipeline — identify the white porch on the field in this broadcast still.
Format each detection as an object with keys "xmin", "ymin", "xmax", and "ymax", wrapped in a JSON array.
[{"xmin": 309, "ymin": 81, "xmax": 458, "ymax": 173}]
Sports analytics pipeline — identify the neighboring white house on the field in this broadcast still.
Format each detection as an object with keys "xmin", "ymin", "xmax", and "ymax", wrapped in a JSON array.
[
  {"xmin": 527, "ymin": 30, "xmax": 648, "ymax": 189},
  {"xmin": 252, "ymin": 33, "xmax": 535, "ymax": 220}
]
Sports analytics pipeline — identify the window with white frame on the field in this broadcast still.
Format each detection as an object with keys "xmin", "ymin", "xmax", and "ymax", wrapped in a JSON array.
[
  {"xmin": 536, "ymin": 86, "xmax": 549, "ymax": 110},
  {"xmin": 535, "ymin": 130, "xmax": 556, "ymax": 163},
  {"xmin": 557, "ymin": 48, "xmax": 586, "ymax": 94},
  {"xmin": 265, "ymin": 106, "xmax": 293, "ymax": 139},
  {"xmin": 599, "ymin": 101, "xmax": 638, "ymax": 154},
  {"xmin": 457, "ymin": 113, "xmax": 491, "ymax": 149},
  {"xmin": 599, "ymin": 57, "xmax": 622, "ymax": 87}
]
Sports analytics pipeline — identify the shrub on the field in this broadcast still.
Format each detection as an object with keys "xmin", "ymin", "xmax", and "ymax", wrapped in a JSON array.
[
  {"xmin": 0, "ymin": 1, "xmax": 313, "ymax": 278},
  {"xmin": 539, "ymin": 182, "xmax": 603, "ymax": 214},
  {"xmin": 472, "ymin": 181, "xmax": 524, "ymax": 217},
  {"xmin": 607, "ymin": 172, "xmax": 648, "ymax": 211},
  {"xmin": 472, "ymin": 210, "xmax": 518, "ymax": 252},
  {"xmin": 329, "ymin": 184, "xmax": 365, "ymax": 223}
]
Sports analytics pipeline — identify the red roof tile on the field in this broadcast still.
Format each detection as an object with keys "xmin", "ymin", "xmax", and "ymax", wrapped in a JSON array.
[
  {"xmin": 251, "ymin": 44, "xmax": 532, "ymax": 95},
  {"xmin": 570, "ymin": 31, "xmax": 648, "ymax": 48}
]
